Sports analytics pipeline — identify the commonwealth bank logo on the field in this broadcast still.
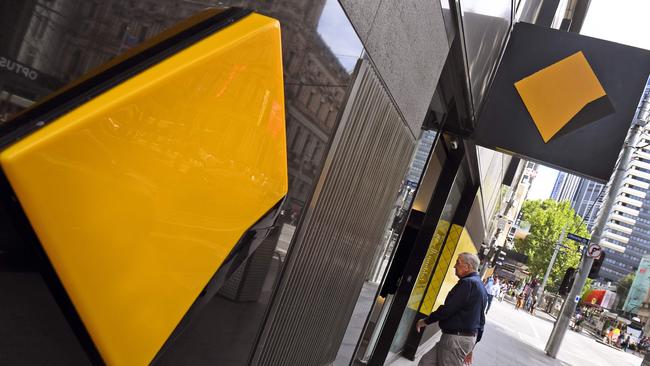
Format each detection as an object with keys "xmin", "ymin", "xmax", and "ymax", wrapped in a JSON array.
[{"xmin": 514, "ymin": 51, "xmax": 614, "ymax": 143}]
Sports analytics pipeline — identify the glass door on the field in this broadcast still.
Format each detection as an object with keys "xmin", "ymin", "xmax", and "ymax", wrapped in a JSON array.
[{"xmin": 387, "ymin": 169, "xmax": 466, "ymax": 356}]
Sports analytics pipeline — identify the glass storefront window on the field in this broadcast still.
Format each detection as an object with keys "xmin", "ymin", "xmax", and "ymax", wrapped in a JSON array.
[
  {"xmin": 388, "ymin": 168, "xmax": 466, "ymax": 356},
  {"xmin": 350, "ymin": 132, "xmax": 445, "ymax": 365}
]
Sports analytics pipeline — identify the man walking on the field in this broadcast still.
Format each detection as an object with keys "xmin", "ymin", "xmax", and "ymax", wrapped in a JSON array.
[
  {"xmin": 484, "ymin": 276, "xmax": 499, "ymax": 313},
  {"xmin": 415, "ymin": 253, "xmax": 487, "ymax": 365}
]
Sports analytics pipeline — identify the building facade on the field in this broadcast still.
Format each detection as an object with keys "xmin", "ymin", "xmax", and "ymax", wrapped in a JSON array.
[
  {"xmin": 549, "ymin": 171, "xmax": 605, "ymax": 233},
  {"xmin": 493, "ymin": 160, "xmax": 537, "ymax": 250},
  {"xmin": 572, "ymin": 179, "xmax": 604, "ymax": 232},
  {"xmin": 550, "ymin": 171, "xmax": 582, "ymax": 203}
]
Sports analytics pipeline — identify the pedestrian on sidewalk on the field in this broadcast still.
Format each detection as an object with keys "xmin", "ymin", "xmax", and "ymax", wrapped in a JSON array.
[
  {"xmin": 415, "ymin": 253, "xmax": 488, "ymax": 366},
  {"xmin": 613, "ymin": 326, "xmax": 621, "ymax": 347},
  {"xmin": 497, "ymin": 283, "xmax": 507, "ymax": 302},
  {"xmin": 484, "ymin": 276, "xmax": 499, "ymax": 313},
  {"xmin": 606, "ymin": 327, "xmax": 614, "ymax": 344},
  {"xmin": 515, "ymin": 291, "xmax": 524, "ymax": 310},
  {"xmin": 622, "ymin": 335, "xmax": 630, "ymax": 352},
  {"xmin": 524, "ymin": 293, "xmax": 533, "ymax": 312},
  {"xmin": 528, "ymin": 294, "xmax": 537, "ymax": 316}
]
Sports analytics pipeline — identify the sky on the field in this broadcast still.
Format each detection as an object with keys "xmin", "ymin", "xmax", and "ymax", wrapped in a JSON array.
[
  {"xmin": 526, "ymin": 0, "xmax": 650, "ymax": 200},
  {"xmin": 526, "ymin": 165, "xmax": 558, "ymax": 200},
  {"xmin": 580, "ymin": 0, "xmax": 650, "ymax": 50},
  {"xmin": 316, "ymin": 0, "xmax": 364, "ymax": 72}
]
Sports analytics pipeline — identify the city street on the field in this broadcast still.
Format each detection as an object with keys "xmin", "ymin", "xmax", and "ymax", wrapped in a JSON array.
[{"xmin": 391, "ymin": 299, "xmax": 643, "ymax": 366}]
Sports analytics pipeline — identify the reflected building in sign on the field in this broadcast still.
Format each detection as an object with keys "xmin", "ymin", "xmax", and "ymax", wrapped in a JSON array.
[
  {"xmin": 0, "ymin": 1, "xmax": 63, "ymax": 121},
  {"xmin": 2, "ymin": 0, "xmax": 351, "ymax": 220},
  {"xmin": 0, "ymin": 1, "xmax": 200, "ymax": 121},
  {"xmin": 161, "ymin": 3, "xmax": 358, "ymax": 363}
]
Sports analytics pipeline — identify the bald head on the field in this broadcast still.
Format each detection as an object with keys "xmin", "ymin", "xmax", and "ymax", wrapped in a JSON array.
[{"xmin": 458, "ymin": 252, "xmax": 480, "ymax": 272}]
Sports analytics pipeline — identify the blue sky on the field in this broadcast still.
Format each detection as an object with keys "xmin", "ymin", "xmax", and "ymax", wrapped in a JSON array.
[{"xmin": 316, "ymin": 0, "xmax": 364, "ymax": 72}]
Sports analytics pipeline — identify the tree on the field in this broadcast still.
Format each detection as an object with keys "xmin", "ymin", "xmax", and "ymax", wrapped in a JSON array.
[
  {"xmin": 514, "ymin": 199, "xmax": 590, "ymax": 292},
  {"xmin": 616, "ymin": 273, "xmax": 635, "ymax": 310}
]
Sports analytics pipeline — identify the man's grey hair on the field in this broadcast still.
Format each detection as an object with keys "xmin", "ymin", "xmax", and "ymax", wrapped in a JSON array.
[{"xmin": 459, "ymin": 252, "xmax": 480, "ymax": 271}]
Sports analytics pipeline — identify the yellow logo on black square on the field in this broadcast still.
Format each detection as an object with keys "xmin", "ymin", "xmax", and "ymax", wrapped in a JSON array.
[{"xmin": 514, "ymin": 51, "xmax": 613, "ymax": 143}]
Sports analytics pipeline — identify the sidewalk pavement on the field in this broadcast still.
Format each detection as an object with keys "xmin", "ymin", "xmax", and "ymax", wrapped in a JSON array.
[{"xmin": 389, "ymin": 298, "xmax": 642, "ymax": 366}]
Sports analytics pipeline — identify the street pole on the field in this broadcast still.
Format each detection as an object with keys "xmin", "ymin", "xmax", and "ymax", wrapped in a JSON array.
[
  {"xmin": 545, "ymin": 85, "xmax": 649, "ymax": 357},
  {"xmin": 538, "ymin": 228, "xmax": 566, "ymax": 304}
]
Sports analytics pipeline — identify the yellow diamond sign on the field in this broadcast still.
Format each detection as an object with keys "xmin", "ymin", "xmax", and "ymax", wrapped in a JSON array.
[{"xmin": 514, "ymin": 51, "xmax": 608, "ymax": 143}]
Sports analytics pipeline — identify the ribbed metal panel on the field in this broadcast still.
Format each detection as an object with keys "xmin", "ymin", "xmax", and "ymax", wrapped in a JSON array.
[{"xmin": 253, "ymin": 60, "xmax": 416, "ymax": 366}]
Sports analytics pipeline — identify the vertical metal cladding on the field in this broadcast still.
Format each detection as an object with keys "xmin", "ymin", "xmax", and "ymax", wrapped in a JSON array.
[{"xmin": 255, "ymin": 60, "xmax": 416, "ymax": 365}]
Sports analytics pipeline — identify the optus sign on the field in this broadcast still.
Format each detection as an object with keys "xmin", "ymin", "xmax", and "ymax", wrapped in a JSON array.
[{"xmin": 0, "ymin": 56, "xmax": 39, "ymax": 81}]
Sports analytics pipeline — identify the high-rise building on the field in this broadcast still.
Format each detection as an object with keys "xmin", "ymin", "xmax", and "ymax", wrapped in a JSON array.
[
  {"xmin": 550, "ymin": 172, "xmax": 603, "ymax": 231},
  {"xmin": 596, "ymin": 81, "xmax": 650, "ymax": 285},
  {"xmin": 550, "ymin": 171, "xmax": 567, "ymax": 200},
  {"xmin": 572, "ymin": 179, "xmax": 605, "ymax": 232},
  {"xmin": 550, "ymin": 171, "xmax": 581, "ymax": 202}
]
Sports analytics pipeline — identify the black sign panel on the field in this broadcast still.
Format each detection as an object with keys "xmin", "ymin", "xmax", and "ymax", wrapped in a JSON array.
[
  {"xmin": 474, "ymin": 22, "xmax": 650, "ymax": 182},
  {"xmin": 567, "ymin": 233, "xmax": 589, "ymax": 245}
]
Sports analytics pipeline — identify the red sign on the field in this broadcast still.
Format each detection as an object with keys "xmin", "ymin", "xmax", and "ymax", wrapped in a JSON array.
[{"xmin": 583, "ymin": 289, "xmax": 606, "ymax": 305}]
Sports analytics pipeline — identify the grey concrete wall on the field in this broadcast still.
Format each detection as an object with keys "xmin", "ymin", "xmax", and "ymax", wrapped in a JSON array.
[{"xmin": 340, "ymin": 0, "xmax": 450, "ymax": 135}]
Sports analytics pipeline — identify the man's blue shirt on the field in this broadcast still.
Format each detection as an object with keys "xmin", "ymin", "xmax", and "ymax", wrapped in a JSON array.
[{"xmin": 423, "ymin": 271, "xmax": 488, "ymax": 342}]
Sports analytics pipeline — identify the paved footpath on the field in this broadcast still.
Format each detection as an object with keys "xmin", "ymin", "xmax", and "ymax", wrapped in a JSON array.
[{"xmin": 390, "ymin": 299, "xmax": 643, "ymax": 366}]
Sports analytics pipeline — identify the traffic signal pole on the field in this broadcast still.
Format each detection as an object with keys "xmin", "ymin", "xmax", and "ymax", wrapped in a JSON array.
[
  {"xmin": 545, "ymin": 87, "xmax": 649, "ymax": 357},
  {"xmin": 544, "ymin": 248, "xmax": 596, "ymax": 357}
]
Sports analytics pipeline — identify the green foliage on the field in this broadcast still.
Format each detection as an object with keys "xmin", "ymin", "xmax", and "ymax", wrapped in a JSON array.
[
  {"xmin": 514, "ymin": 199, "xmax": 589, "ymax": 292},
  {"xmin": 616, "ymin": 273, "xmax": 635, "ymax": 309}
]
